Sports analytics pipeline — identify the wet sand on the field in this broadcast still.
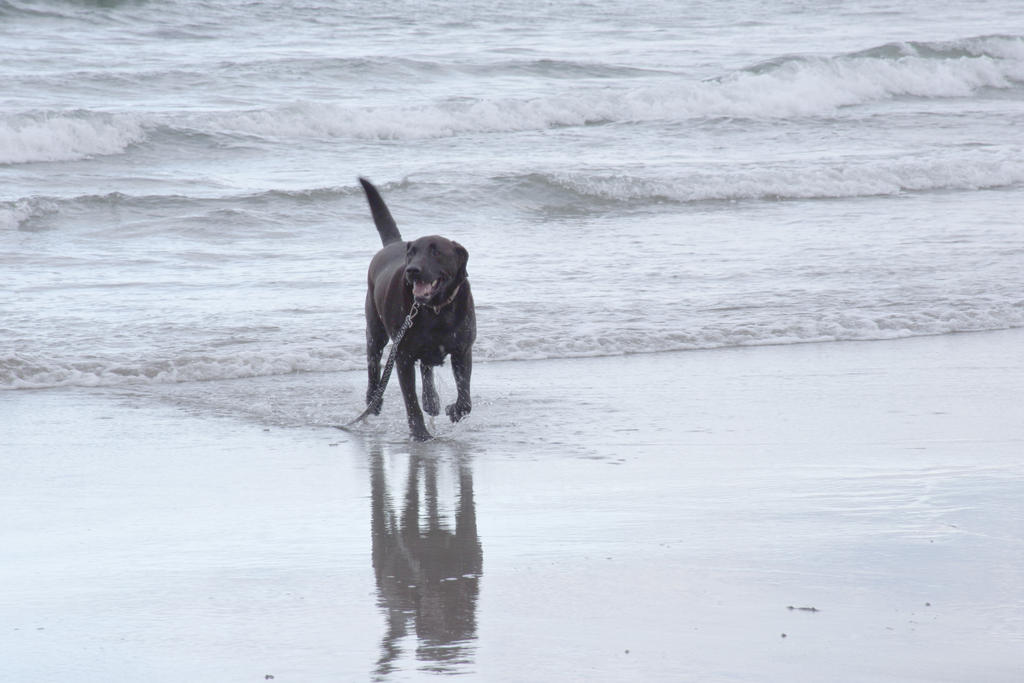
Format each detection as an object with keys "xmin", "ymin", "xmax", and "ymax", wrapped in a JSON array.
[{"xmin": 3, "ymin": 330, "xmax": 1023, "ymax": 682}]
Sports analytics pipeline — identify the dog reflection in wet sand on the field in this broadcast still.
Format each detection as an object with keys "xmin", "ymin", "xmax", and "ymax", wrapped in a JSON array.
[{"xmin": 369, "ymin": 443, "xmax": 482, "ymax": 676}]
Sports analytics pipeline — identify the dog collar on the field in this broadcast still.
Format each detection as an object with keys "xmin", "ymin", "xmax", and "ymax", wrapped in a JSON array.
[{"xmin": 427, "ymin": 282, "xmax": 463, "ymax": 314}]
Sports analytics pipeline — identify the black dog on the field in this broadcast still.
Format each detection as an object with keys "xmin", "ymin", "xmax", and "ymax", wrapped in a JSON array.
[{"xmin": 360, "ymin": 178, "xmax": 476, "ymax": 440}]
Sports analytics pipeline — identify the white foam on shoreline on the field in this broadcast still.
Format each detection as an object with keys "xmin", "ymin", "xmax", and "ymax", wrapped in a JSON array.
[{"xmin": 4, "ymin": 321, "xmax": 1022, "ymax": 390}]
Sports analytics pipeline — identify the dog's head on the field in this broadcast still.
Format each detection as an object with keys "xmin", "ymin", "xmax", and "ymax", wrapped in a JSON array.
[{"xmin": 404, "ymin": 235, "xmax": 468, "ymax": 305}]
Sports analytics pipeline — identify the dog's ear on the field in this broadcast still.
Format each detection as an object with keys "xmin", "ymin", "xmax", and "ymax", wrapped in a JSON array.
[{"xmin": 453, "ymin": 241, "xmax": 469, "ymax": 278}]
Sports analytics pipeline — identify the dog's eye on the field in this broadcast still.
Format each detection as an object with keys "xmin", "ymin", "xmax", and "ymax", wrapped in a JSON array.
[{"xmin": 429, "ymin": 244, "xmax": 439, "ymax": 256}]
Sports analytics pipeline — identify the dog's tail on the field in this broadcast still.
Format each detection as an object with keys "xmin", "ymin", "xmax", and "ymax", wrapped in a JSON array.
[{"xmin": 359, "ymin": 177, "xmax": 403, "ymax": 245}]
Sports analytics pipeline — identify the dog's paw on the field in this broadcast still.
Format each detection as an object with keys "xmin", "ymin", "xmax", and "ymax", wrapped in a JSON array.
[
  {"xmin": 410, "ymin": 426, "xmax": 433, "ymax": 441},
  {"xmin": 445, "ymin": 400, "xmax": 471, "ymax": 423}
]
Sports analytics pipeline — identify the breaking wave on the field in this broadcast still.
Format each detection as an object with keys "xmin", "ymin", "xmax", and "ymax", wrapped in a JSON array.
[
  {"xmin": 4, "ymin": 34, "xmax": 1020, "ymax": 162},
  {"xmin": 0, "ymin": 111, "xmax": 146, "ymax": 164},
  {"xmin": 197, "ymin": 35, "xmax": 1024, "ymax": 140},
  {"xmin": 5, "ymin": 144, "xmax": 1022, "ymax": 233}
]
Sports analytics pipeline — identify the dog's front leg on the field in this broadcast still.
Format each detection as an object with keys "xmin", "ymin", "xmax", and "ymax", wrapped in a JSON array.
[
  {"xmin": 446, "ymin": 346, "xmax": 472, "ymax": 423},
  {"xmin": 420, "ymin": 363, "xmax": 441, "ymax": 416},
  {"xmin": 396, "ymin": 356, "xmax": 431, "ymax": 441}
]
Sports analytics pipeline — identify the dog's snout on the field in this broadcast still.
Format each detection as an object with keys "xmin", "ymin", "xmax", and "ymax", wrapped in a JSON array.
[{"xmin": 405, "ymin": 264, "xmax": 421, "ymax": 279}]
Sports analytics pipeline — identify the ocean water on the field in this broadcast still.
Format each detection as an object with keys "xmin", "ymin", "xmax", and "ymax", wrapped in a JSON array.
[
  {"xmin": 2, "ymin": 0, "xmax": 1023, "ymax": 415},
  {"xmin": 4, "ymin": 5, "xmax": 1024, "ymax": 681}
]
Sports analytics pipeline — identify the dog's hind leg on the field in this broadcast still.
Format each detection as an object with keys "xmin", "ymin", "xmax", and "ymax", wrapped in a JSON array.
[
  {"xmin": 365, "ymin": 293, "xmax": 388, "ymax": 413},
  {"xmin": 420, "ymin": 363, "xmax": 440, "ymax": 416}
]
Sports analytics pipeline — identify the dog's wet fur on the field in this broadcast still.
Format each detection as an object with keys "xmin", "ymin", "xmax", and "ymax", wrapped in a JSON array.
[{"xmin": 360, "ymin": 178, "xmax": 476, "ymax": 440}]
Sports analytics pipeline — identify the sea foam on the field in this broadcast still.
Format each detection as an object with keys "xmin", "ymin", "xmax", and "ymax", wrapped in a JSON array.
[
  {"xmin": 530, "ymin": 153, "xmax": 1024, "ymax": 204},
  {"xmin": 4, "ymin": 302, "xmax": 1021, "ymax": 390},
  {"xmin": 0, "ymin": 349, "xmax": 362, "ymax": 390}
]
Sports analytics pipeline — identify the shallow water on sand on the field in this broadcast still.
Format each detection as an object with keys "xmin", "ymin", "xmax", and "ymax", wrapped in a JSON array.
[{"xmin": 3, "ymin": 331, "xmax": 1023, "ymax": 681}]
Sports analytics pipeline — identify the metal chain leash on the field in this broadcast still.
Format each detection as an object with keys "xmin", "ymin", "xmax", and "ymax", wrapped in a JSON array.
[{"xmin": 340, "ymin": 302, "xmax": 421, "ymax": 428}]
